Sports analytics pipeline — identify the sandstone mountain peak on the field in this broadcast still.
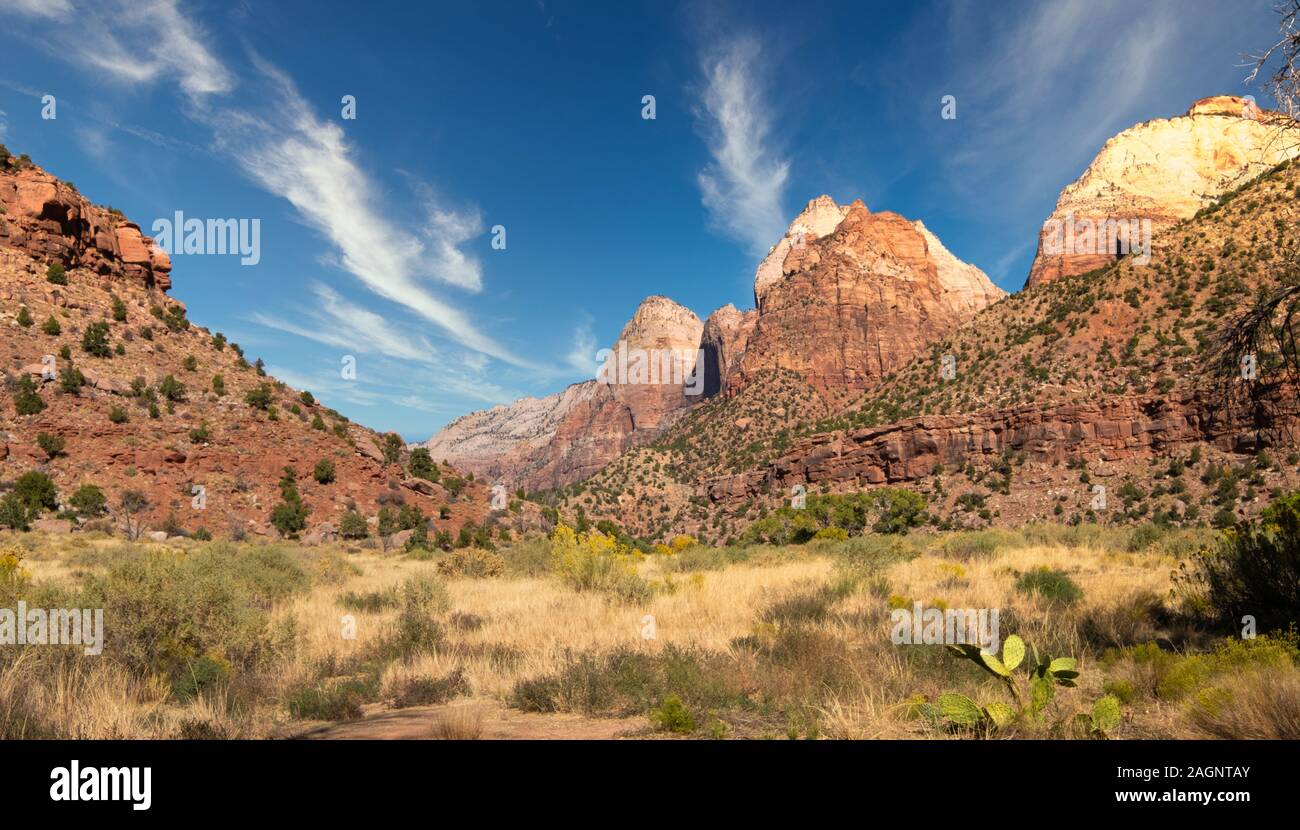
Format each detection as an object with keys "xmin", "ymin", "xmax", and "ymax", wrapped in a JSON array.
[
  {"xmin": 1027, "ymin": 94, "xmax": 1299, "ymax": 287},
  {"xmin": 617, "ymin": 294, "xmax": 703, "ymax": 347},
  {"xmin": 753, "ymin": 194, "xmax": 852, "ymax": 306},
  {"xmin": 420, "ymin": 296, "xmax": 705, "ymax": 490},
  {"xmin": 734, "ymin": 196, "xmax": 1001, "ymax": 395}
]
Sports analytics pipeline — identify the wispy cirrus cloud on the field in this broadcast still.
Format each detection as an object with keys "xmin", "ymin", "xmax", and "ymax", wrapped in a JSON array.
[
  {"xmin": 37, "ymin": 0, "xmax": 235, "ymax": 100},
  {"xmin": 202, "ymin": 55, "xmax": 527, "ymax": 364},
  {"xmin": 407, "ymin": 177, "xmax": 485, "ymax": 292},
  {"xmin": 13, "ymin": 0, "xmax": 531, "ymax": 369},
  {"xmin": 694, "ymin": 35, "xmax": 790, "ymax": 257},
  {"xmin": 5, "ymin": 0, "xmax": 74, "ymax": 20},
  {"xmin": 564, "ymin": 318, "xmax": 597, "ymax": 377},
  {"xmin": 249, "ymin": 283, "xmax": 439, "ymax": 364}
]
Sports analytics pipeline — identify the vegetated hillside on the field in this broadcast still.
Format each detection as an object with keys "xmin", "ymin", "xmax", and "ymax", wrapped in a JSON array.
[
  {"xmin": 846, "ymin": 159, "xmax": 1300, "ymax": 423},
  {"xmin": 0, "ymin": 147, "xmax": 519, "ymax": 543},
  {"xmin": 542, "ymin": 369, "xmax": 832, "ymax": 541},
  {"xmin": 551, "ymin": 160, "xmax": 1300, "ymax": 545}
]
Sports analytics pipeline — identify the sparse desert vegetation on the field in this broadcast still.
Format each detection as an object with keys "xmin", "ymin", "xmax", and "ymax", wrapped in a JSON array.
[{"xmin": 3, "ymin": 503, "xmax": 1296, "ymax": 740}]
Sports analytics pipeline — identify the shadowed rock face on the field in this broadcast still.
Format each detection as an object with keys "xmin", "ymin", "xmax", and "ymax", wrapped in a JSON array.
[
  {"xmin": 1026, "ymin": 95, "xmax": 1299, "ymax": 288},
  {"xmin": 734, "ymin": 200, "xmax": 1003, "ymax": 395},
  {"xmin": 0, "ymin": 165, "xmax": 172, "ymax": 290},
  {"xmin": 700, "ymin": 303, "xmax": 757, "ymax": 397}
]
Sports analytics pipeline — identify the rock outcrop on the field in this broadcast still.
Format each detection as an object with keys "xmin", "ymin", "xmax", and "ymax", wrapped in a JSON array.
[
  {"xmin": 705, "ymin": 389, "xmax": 1297, "ymax": 507},
  {"xmin": 0, "ymin": 163, "xmax": 172, "ymax": 290},
  {"xmin": 603, "ymin": 295, "xmax": 704, "ymax": 430},
  {"xmin": 734, "ymin": 200, "xmax": 1003, "ymax": 395},
  {"xmin": 1026, "ymin": 95, "xmax": 1299, "ymax": 287}
]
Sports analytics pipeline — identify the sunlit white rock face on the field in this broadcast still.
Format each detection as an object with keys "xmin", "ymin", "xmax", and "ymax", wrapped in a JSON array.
[{"xmin": 1027, "ymin": 95, "xmax": 1300, "ymax": 287}]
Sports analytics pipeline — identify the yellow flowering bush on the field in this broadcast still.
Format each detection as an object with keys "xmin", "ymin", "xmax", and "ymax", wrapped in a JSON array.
[{"xmin": 549, "ymin": 524, "xmax": 650, "ymax": 601}]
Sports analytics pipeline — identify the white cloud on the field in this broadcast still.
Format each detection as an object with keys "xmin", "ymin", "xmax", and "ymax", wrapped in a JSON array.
[
  {"xmin": 49, "ymin": 0, "xmax": 234, "ymax": 100},
  {"xmin": 936, "ymin": 0, "xmax": 1178, "ymax": 205},
  {"xmin": 250, "ymin": 283, "xmax": 439, "ymax": 363},
  {"xmin": 695, "ymin": 36, "xmax": 790, "ymax": 257},
  {"xmin": 11, "ymin": 1, "xmax": 530, "ymax": 370},
  {"xmin": 565, "ymin": 319, "xmax": 597, "ymax": 376},
  {"xmin": 407, "ymin": 177, "xmax": 485, "ymax": 292},
  {"xmin": 4, "ymin": 0, "xmax": 74, "ymax": 20},
  {"xmin": 205, "ymin": 54, "xmax": 529, "ymax": 366}
]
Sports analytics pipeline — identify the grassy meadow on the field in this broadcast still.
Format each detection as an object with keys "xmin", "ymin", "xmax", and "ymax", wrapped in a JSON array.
[{"xmin": 1, "ymin": 519, "xmax": 1297, "ymax": 740}]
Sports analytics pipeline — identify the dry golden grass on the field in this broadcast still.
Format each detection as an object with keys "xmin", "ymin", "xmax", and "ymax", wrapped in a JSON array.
[{"xmin": 6, "ymin": 529, "xmax": 1297, "ymax": 739}]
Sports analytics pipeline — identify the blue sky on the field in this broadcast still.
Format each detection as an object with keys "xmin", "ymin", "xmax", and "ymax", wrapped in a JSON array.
[{"xmin": 0, "ymin": 0, "xmax": 1288, "ymax": 438}]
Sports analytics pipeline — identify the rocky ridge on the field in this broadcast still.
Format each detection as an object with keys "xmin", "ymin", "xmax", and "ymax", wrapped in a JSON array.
[
  {"xmin": 1027, "ymin": 95, "xmax": 1299, "ymax": 287},
  {"xmin": 0, "ymin": 150, "xmax": 514, "ymax": 543}
]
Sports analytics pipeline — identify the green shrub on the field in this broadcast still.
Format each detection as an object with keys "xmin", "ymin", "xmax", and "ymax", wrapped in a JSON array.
[
  {"xmin": 0, "ymin": 493, "xmax": 30, "ymax": 531},
  {"xmin": 82, "ymin": 544, "xmax": 305, "ymax": 694},
  {"xmin": 59, "ymin": 364, "xmax": 85, "ymax": 394},
  {"xmin": 650, "ymin": 695, "xmax": 696, "ymax": 733},
  {"xmin": 1177, "ymin": 492, "xmax": 1300, "ymax": 632},
  {"xmin": 69, "ymin": 484, "xmax": 107, "ymax": 517},
  {"xmin": 45, "ymin": 262, "xmax": 67, "ymax": 285},
  {"xmin": 313, "ymin": 458, "xmax": 336, "ymax": 484},
  {"xmin": 14, "ymin": 375, "xmax": 45, "ymax": 415},
  {"xmin": 245, "ymin": 383, "xmax": 273, "ymax": 410},
  {"xmin": 338, "ymin": 510, "xmax": 368, "ymax": 540},
  {"xmin": 109, "ymin": 406, "xmax": 128, "ymax": 424},
  {"xmin": 12, "ymin": 471, "xmax": 57, "ymax": 515},
  {"xmin": 269, "ymin": 468, "xmax": 310, "ymax": 538},
  {"xmin": 407, "ymin": 447, "xmax": 439, "ymax": 481},
  {"xmin": 390, "ymin": 668, "xmax": 470, "ymax": 708},
  {"xmin": 36, "ymin": 432, "xmax": 64, "ymax": 459},
  {"xmin": 40, "ymin": 316, "xmax": 60, "ymax": 336},
  {"xmin": 1015, "ymin": 566, "xmax": 1083, "ymax": 606},
  {"xmin": 742, "ymin": 489, "xmax": 927, "ymax": 545},
  {"xmin": 81, "ymin": 321, "xmax": 111, "ymax": 357},
  {"xmin": 157, "ymin": 374, "xmax": 186, "ymax": 402},
  {"xmin": 16, "ymin": 306, "xmax": 32, "ymax": 328},
  {"xmin": 381, "ymin": 433, "xmax": 403, "ymax": 465},
  {"xmin": 287, "ymin": 682, "xmax": 366, "ymax": 721}
]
